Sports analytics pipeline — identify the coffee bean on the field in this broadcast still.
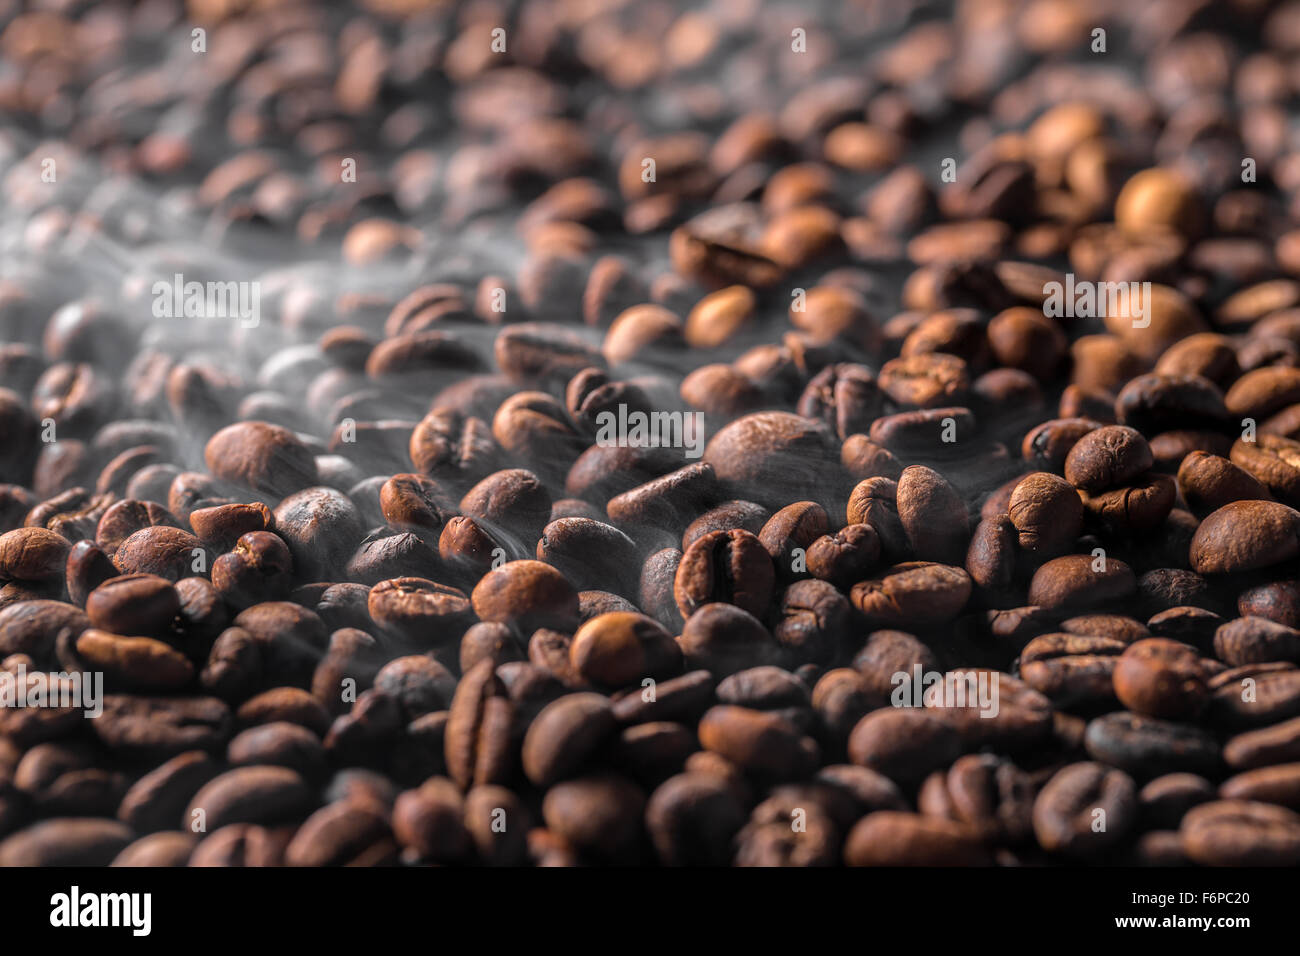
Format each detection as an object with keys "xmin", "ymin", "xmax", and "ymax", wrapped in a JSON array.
[
  {"xmin": 1064, "ymin": 426, "xmax": 1154, "ymax": 492},
  {"xmin": 851, "ymin": 562, "xmax": 972, "ymax": 627},
  {"xmin": 1032, "ymin": 762, "xmax": 1137, "ymax": 859},
  {"xmin": 1084, "ymin": 711, "xmax": 1221, "ymax": 779},
  {"xmin": 522, "ymin": 692, "xmax": 617, "ymax": 787},
  {"xmin": 674, "ymin": 528, "xmax": 774, "ymax": 620},
  {"xmin": 0, "ymin": 527, "xmax": 70, "ymax": 582},
  {"xmin": 698, "ymin": 705, "xmax": 818, "ymax": 779},
  {"xmin": 1181, "ymin": 799, "xmax": 1300, "ymax": 866},
  {"xmin": 1189, "ymin": 500, "xmax": 1300, "ymax": 574},
  {"xmin": 844, "ymin": 811, "xmax": 990, "ymax": 866}
]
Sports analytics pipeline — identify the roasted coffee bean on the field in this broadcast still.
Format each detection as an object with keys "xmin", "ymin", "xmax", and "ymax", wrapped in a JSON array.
[
  {"xmin": 0, "ymin": 818, "xmax": 134, "ymax": 867},
  {"xmin": 1189, "ymin": 500, "xmax": 1300, "ymax": 574},
  {"xmin": 1064, "ymin": 426, "xmax": 1154, "ymax": 492},
  {"xmin": 1176, "ymin": 451, "xmax": 1269, "ymax": 517},
  {"xmin": 918, "ymin": 754, "xmax": 1036, "ymax": 844},
  {"xmin": 1027, "ymin": 555, "xmax": 1136, "ymax": 613},
  {"xmin": 851, "ymin": 562, "xmax": 972, "ymax": 627},
  {"xmin": 568, "ymin": 612, "xmax": 681, "ymax": 689},
  {"xmin": 212, "ymin": 532, "xmax": 295, "ymax": 608},
  {"xmin": 0, "ymin": 527, "xmax": 70, "ymax": 583},
  {"xmin": 112, "ymin": 526, "xmax": 205, "ymax": 582},
  {"xmin": 1032, "ymin": 762, "xmax": 1138, "ymax": 859},
  {"xmin": 703, "ymin": 412, "xmax": 836, "ymax": 511},
  {"xmin": 698, "ymin": 705, "xmax": 818, "ymax": 779},
  {"xmin": 273, "ymin": 488, "xmax": 364, "ymax": 582},
  {"xmin": 1019, "ymin": 633, "xmax": 1125, "ymax": 709},
  {"xmin": 896, "ymin": 466, "xmax": 969, "ymax": 564},
  {"xmin": 847, "ymin": 708, "xmax": 962, "ymax": 789},
  {"xmin": 1180, "ymin": 799, "xmax": 1300, "ymax": 866},
  {"xmin": 522, "ymin": 692, "xmax": 617, "ymax": 787},
  {"xmin": 95, "ymin": 499, "xmax": 180, "ymax": 556},
  {"xmin": 204, "ymin": 422, "xmax": 318, "ymax": 499},
  {"xmin": 460, "ymin": 468, "xmax": 553, "ymax": 549},
  {"xmin": 674, "ymin": 529, "xmax": 774, "ymax": 620},
  {"xmin": 65, "ymin": 540, "xmax": 118, "ymax": 609},
  {"xmin": 1084, "ymin": 712, "xmax": 1221, "ymax": 779},
  {"xmin": 1138, "ymin": 773, "xmax": 1215, "ymax": 830},
  {"xmin": 391, "ymin": 777, "xmax": 471, "ymax": 864},
  {"xmin": 844, "ymin": 812, "xmax": 990, "ymax": 866},
  {"xmin": 537, "ymin": 518, "xmax": 639, "ymax": 595},
  {"xmin": 1008, "ymin": 473, "xmax": 1083, "ymax": 555},
  {"xmin": 1214, "ymin": 617, "xmax": 1300, "ymax": 667},
  {"xmin": 76, "ymin": 629, "xmax": 193, "ymax": 690},
  {"xmin": 1112, "ymin": 639, "xmax": 1209, "ymax": 720},
  {"xmin": 470, "ymin": 560, "xmax": 578, "ymax": 635},
  {"xmin": 646, "ymin": 772, "xmax": 748, "ymax": 866},
  {"xmin": 678, "ymin": 602, "xmax": 780, "ymax": 678}
]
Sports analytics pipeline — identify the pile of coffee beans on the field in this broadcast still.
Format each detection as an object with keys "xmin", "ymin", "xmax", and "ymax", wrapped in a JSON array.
[{"xmin": 3, "ymin": 0, "xmax": 1300, "ymax": 866}]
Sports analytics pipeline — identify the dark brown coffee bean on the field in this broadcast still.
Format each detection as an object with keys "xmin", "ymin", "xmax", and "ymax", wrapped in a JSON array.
[
  {"xmin": 211, "ymin": 532, "xmax": 294, "ymax": 608},
  {"xmin": 1064, "ymin": 425, "xmax": 1154, "ymax": 492},
  {"xmin": 1085, "ymin": 711, "xmax": 1221, "ymax": 779},
  {"xmin": 678, "ymin": 602, "xmax": 780, "ymax": 678},
  {"xmin": 76, "ymin": 629, "xmax": 193, "ymax": 690},
  {"xmin": 1238, "ymin": 580, "xmax": 1300, "ymax": 629},
  {"xmin": 284, "ymin": 801, "xmax": 396, "ymax": 866},
  {"xmin": 0, "ymin": 818, "xmax": 134, "ymax": 866},
  {"xmin": 1021, "ymin": 417, "xmax": 1103, "ymax": 472},
  {"xmin": 111, "ymin": 831, "xmax": 198, "ymax": 867},
  {"xmin": 896, "ymin": 465, "xmax": 969, "ymax": 563},
  {"xmin": 1230, "ymin": 434, "xmax": 1300, "ymax": 507},
  {"xmin": 109, "ymin": 525, "xmax": 205, "ymax": 582},
  {"xmin": 847, "ymin": 708, "xmax": 962, "ymax": 788},
  {"xmin": 460, "ymin": 468, "xmax": 552, "ymax": 549},
  {"xmin": 522, "ymin": 692, "xmax": 617, "ymax": 787},
  {"xmin": 391, "ymin": 777, "xmax": 472, "ymax": 863},
  {"xmin": 537, "ymin": 518, "xmax": 639, "ymax": 595},
  {"xmin": 646, "ymin": 772, "xmax": 747, "ymax": 866},
  {"xmin": 1019, "ymin": 633, "xmax": 1125, "ymax": 709},
  {"xmin": 1032, "ymin": 762, "xmax": 1138, "ymax": 859},
  {"xmin": 703, "ymin": 412, "xmax": 836, "ymax": 511},
  {"xmin": 569, "ymin": 612, "xmax": 680, "ymax": 689},
  {"xmin": 698, "ymin": 705, "xmax": 818, "ymax": 779},
  {"xmin": 95, "ymin": 499, "xmax": 181, "ymax": 556},
  {"xmin": 844, "ymin": 811, "xmax": 990, "ymax": 866},
  {"xmin": 1220, "ymin": 763, "xmax": 1300, "ymax": 809},
  {"xmin": 1112, "ymin": 638, "xmax": 1208, "ymax": 719},
  {"xmin": 204, "ymin": 422, "xmax": 318, "ymax": 499},
  {"xmin": 1181, "ymin": 799, "xmax": 1300, "ymax": 866},
  {"xmin": 1027, "ymin": 554, "xmax": 1136, "ymax": 613},
  {"xmin": 918, "ymin": 753, "xmax": 1036, "ymax": 843},
  {"xmin": 674, "ymin": 528, "xmax": 774, "ymax": 620},
  {"xmin": 65, "ymin": 540, "xmax": 118, "ymax": 608},
  {"xmin": 0, "ymin": 599, "xmax": 90, "ymax": 661},
  {"xmin": 0, "ymin": 527, "xmax": 70, "ymax": 582},
  {"xmin": 92, "ymin": 694, "xmax": 232, "ymax": 760},
  {"xmin": 1138, "ymin": 773, "xmax": 1215, "ymax": 829},
  {"xmin": 273, "ymin": 487, "xmax": 364, "ymax": 582},
  {"xmin": 1189, "ymin": 500, "xmax": 1300, "ymax": 574},
  {"xmin": 542, "ymin": 772, "xmax": 646, "ymax": 862},
  {"xmin": 1007, "ymin": 472, "xmax": 1083, "ymax": 555},
  {"xmin": 1225, "ymin": 715, "xmax": 1300, "ymax": 770},
  {"xmin": 851, "ymin": 562, "xmax": 972, "ymax": 627},
  {"xmin": 1214, "ymin": 616, "xmax": 1300, "ymax": 667}
]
